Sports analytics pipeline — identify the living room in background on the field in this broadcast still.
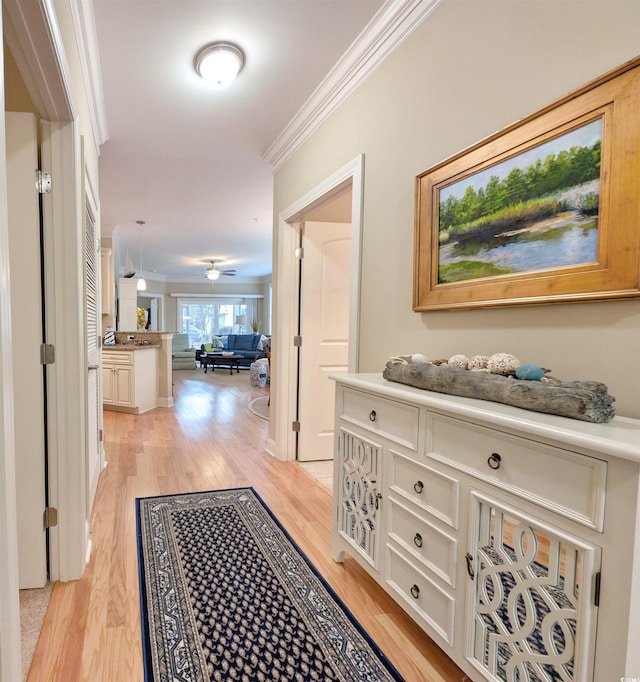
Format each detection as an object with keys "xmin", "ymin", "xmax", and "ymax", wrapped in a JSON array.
[{"xmin": 177, "ymin": 297, "xmax": 260, "ymax": 347}]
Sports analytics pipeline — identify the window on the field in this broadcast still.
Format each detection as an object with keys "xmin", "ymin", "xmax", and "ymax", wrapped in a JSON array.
[{"xmin": 178, "ymin": 299, "xmax": 251, "ymax": 347}]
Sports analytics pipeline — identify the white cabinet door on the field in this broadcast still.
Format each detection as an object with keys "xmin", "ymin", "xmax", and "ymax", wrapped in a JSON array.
[
  {"xmin": 102, "ymin": 365, "xmax": 115, "ymax": 404},
  {"xmin": 335, "ymin": 426, "xmax": 382, "ymax": 570},
  {"xmin": 114, "ymin": 366, "xmax": 133, "ymax": 406},
  {"xmin": 465, "ymin": 491, "xmax": 600, "ymax": 682}
]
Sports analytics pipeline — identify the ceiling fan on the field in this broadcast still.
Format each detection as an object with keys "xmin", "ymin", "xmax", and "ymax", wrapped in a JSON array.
[{"xmin": 205, "ymin": 260, "xmax": 236, "ymax": 280}]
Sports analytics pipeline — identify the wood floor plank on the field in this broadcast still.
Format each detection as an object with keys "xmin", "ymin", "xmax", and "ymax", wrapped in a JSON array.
[{"xmin": 26, "ymin": 368, "xmax": 466, "ymax": 682}]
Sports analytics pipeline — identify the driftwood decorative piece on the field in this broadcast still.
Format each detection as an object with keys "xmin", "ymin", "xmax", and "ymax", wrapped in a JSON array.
[{"xmin": 382, "ymin": 361, "xmax": 615, "ymax": 423}]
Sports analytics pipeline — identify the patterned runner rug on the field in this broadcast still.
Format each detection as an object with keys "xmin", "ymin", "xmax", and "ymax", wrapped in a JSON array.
[{"xmin": 136, "ymin": 487, "xmax": 404, "ymax": 681}]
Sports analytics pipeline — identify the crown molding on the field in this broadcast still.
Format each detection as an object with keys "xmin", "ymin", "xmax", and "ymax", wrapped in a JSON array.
[
  {"xmin": 263, "ymin": 0, "xmax": 442, "ymax": 171},
  {"xmin": 70, "ymin": 0, "xmax": 109, "ymax": 152}
]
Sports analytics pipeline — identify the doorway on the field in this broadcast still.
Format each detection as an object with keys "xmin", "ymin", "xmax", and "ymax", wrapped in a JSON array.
[
  {"xmin": 137, "ymin": 292, "xmax": 164, "ymax": 331},
  {"xmin": 273, "ymin": 155, "xmax": 364, "ymax": 463}
]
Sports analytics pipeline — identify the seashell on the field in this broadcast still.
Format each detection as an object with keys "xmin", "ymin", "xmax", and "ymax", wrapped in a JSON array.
[
  {"xmin": 487, "ymin": 352, "xmax": 520, "ymax": 376},
  {"xmin": 448, "ymin": 354, "xmax": 469, "ymax": 369},
  {"xmin": 432, "ymin": 359, "xmax": 448, "ymax": 366},
  {"xmin": 515, "ymin": 364, "xmax": 545, "ymax": 381},
  {"xmin": 468, "ymin": 355, "xmax": 489, "ymax": 370},
  {"xmin": 389, "ymin": 354, "xmax": 430, "ymax": 365}
]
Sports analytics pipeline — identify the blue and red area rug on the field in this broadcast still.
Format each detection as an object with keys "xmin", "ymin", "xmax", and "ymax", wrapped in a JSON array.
[{"xmin": 136, "ymin": 487, "xmax": 404, "ymax": 681}]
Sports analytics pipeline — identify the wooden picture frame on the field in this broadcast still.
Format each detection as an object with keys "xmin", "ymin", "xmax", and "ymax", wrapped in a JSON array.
[{"xmin": 413, "ymin": 56, "xmax": 640, "ymax": 312}]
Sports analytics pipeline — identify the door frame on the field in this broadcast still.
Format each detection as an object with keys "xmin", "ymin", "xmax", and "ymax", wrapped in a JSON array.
[
  {"xmin": 271, "ymin": 154, "xmax": 363, "ymax": 462},
  {"xmin": 137, "ymin": 292, "xmax": 166, "ymax": 331},
  {"xmin": 1, "ymin": 1, "xmax": 89, "ymax": 676},
  {"xmin": 0, "ymin": 41, "xmax": 22, "ymax": 682}
]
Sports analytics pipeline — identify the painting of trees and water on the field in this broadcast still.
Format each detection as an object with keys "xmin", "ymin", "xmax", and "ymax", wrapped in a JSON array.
[{"xmin": 437, "ymin": 119, "xmax": 601, "ymax": 284}]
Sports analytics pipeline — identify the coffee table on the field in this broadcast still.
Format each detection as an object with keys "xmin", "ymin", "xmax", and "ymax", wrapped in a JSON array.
[{"xmin": 201, "ymin": 353, "xmax": 243, "ymax": 375}]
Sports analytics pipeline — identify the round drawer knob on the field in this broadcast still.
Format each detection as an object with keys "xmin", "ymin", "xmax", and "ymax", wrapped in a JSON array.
[
  {"xmin": 413, "ymin": 533, "xmax": 423, "ymax": 548},
  {"xmin": 369, "ymin": 410, "xmax": 377, "ymax": 422},
  {"xmin": 413, "ymin": 480, "xmax": 424, "ymax": 494},
  {"xmin": 487, "ymin": 453, "xmax": 502, "ymax": 470},
  {"xmin": 410, "ymin": 584, "xmax": 420, "ymax": 599}
]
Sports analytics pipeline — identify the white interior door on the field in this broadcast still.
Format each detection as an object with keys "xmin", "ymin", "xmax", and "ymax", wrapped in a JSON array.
[
  {"xmin": 297, "ymin": 221, "xmax": 351, "ymax": 461},
  {"xmin": 6, "ymin": 112, "xmax": 48, "ymax": 588}
]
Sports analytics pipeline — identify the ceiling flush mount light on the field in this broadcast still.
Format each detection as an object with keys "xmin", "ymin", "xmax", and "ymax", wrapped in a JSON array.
[{"xmin": 195, "ymin": 42, "xmax": 245, "ymax": 87}]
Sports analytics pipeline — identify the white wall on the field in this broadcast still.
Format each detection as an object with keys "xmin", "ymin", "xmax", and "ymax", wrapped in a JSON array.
[{"xmin": 273, "ymin": 0, "xmax": 640, "ymax": 418}]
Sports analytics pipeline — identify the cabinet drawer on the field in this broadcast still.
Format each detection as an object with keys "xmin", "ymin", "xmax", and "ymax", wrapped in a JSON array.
[
  {"xmin": 341, "ymin": 388, "xmax": 419, "ymax": 450},
  {"xmin": 387, "ymin": 497, "xmax": 457, "ymax": 587},
  {"xmin": 389, "ymin": 450, "xmax": 459, "ymax": 529},
  {"xmin": 427, "ymin": 413, "xmax": 607, "ymax": 531},
  {"xmin": 385, "ymin": 544, "xmax": 455, "ymax": 645},
  {"xmin": 102, "ymin": 351, "xmax": 133, "ymax": 365}
]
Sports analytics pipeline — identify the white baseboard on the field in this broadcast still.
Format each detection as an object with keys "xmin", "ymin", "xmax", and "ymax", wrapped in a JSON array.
[
  {"xmin": 265, "ymin": 437, "xmax": 280, "ymax": 460},
  {"xmin": 84, "ymin": 520, "xmax": 92, "ymax": 565}
]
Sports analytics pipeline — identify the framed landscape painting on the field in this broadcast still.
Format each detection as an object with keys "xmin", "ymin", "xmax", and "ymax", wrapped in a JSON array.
[{"xmin": 413, "ymin": 56, "xmax": 640, "ymax": 312}]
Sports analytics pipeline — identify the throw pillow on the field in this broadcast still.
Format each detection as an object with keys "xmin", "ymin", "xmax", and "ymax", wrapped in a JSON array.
[{"xmin": 234, "ymin": 334, "xmax": 260, "ymax": 351}]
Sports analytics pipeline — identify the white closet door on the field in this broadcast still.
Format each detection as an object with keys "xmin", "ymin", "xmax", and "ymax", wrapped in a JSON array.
[{"xmin": 6, "ymin": 112, "xmax": 47, "ymax": 588}]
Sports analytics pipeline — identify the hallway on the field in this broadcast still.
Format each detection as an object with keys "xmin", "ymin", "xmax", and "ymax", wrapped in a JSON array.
[{"xmin": 25, "ymin": 369, "xmax": 463, "ymax": 681}]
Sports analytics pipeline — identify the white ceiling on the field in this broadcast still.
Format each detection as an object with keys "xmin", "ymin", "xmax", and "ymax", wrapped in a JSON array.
[{"xmin": 93, "ymin": 0, "xmax": 392, "ymax": 283}]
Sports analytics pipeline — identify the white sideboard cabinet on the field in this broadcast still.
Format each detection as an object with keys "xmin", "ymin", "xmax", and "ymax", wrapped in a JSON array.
[{"xmin": 331, "ymin": 373, "xmax": 640, "ymax": 682}]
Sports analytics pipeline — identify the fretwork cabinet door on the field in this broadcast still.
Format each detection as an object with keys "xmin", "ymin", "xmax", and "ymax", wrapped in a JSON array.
[
  {"xmin": 335, "ymin": 427, "xmax": 383, "ymax": 570},
  {"xmin": 465, "ymin": 492, "xmax": 601, "ymax": 682}
]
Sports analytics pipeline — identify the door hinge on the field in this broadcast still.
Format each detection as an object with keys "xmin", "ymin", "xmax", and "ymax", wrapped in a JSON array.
[
  {"xmin": 36, "ymin": 169, "xmax": 52, "ymax": 194},
  {"xmin": 594, "ymin": 571, "xmax": 601, "ymax": 606},
  {"xmin": 295, "ymin": 247, "xmax": 304, "ymax": 260},
  {"xmin": 293, "ymin": 335, "xmax": 302, "ymax": 347},
  {"xmin": 99, "ymin": 429, "xmax": 103, "ymax": 442},
  {"xmin": 43, "ymin": 507, "xmax": 58, "ymax": 529},
  {"xmin": 292, "ymin": 420, "xmax": 301, "ymax": 432},
  {"xmin": 40, "ymin": 343, "xmax": 55, "ymax": 365}
]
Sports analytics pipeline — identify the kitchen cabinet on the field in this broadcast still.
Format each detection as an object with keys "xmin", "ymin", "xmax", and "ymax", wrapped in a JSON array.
[{"xmin": 102, "ymin": 347, "xmax": 158, "ymax": 413}]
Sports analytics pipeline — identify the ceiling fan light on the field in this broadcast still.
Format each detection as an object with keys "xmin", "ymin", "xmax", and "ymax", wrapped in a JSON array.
[
  {"xmin": 195, "ymin": 43, "xmax": 244, "ymax": 87},
  {"xmin": 206, "ymin": 269, "xmax": 220, "ymax": 280}
]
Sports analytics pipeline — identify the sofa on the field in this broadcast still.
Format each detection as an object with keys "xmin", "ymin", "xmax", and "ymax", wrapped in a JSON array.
[
  {"xmin": 172, "ymin": 333, "xmax": 196, "ymax": 370},
  {"xmin": 200, "ymin": 334, "xmax": 268, "ymax": 369}
]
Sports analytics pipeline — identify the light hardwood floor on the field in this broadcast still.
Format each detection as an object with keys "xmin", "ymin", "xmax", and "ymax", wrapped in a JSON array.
[{"xmin": 26, "ymin": 368, "xmax": 466, "ymax": 682}]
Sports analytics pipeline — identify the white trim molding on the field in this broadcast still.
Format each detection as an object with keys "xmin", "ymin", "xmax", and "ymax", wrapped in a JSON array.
[
  {"xmin": 274, "ymin": 154, "xmax": 364, "ymax": 461},
  {"xmin": 0, "ymin": 18, "xmax": 23, "ymax": 676},
  {"xmin": 3, "ymin": 0, "xmax": 77, "ymax": 121},
  {"xmin": 263, "ymin": 0, "xmax": 442, "ymax": 170},
  {"xmin": 70, "ymin": 0, "xmax": 109, "ymax": 152}
]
